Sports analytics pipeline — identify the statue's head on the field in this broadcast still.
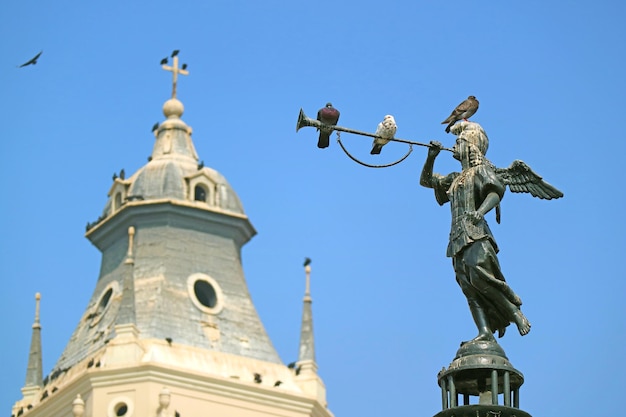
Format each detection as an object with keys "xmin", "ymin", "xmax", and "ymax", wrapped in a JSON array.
[{"xmin": 452, "ymin": 122, "xmax": 489, "ymax": 155}]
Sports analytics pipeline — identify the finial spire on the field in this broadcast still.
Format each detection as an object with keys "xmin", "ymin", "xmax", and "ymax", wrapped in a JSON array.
[
  {"xmin": 298, "ymin": 258, "xmax": 315, "ymax": 363},
  {"xmin": 116, "ymin": 226, "xmax": 137, "ymax": 326},
  {"xmin": 22, "ymin": 293, "xmax": 43, "ymax": 397},
  {"xmin": 161, "ymin": 50, "xmax": 188, "ymax": 99}
]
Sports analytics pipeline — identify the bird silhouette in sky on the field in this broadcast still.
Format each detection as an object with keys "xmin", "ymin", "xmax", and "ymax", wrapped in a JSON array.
[
  {"xmin": 316, "ymin": 103, "xmax": 340, "ymax": 149},
  {"xmin": 370, "ymin": 115, "xmax": 397, "ymax": 155},
  {"xmin": 441, "ymin": 95, "xmax": 479, "ymax": 133},
  {"xmin": 18, "ymin": 51, "xmax": 43, "ymax": 68}
]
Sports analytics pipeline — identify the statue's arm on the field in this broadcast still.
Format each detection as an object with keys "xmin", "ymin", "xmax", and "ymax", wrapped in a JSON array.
[
  {"xmin": 477, "ymin": 192, "xmax": 500, "ymax": 216},
  {"xmin": 466, "ymin": 191, "xmax": 500, "ymax": 224},
  {"xmin": 420, "ymin": 141, "xmax": 442, "ymax": 188}
]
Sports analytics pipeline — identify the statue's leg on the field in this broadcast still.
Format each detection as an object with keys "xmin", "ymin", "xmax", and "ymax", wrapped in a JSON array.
[
  {"xmin": 454, "ymin": 256, "xmax": 495, "ymax": 342},
  {"xmin": 464, "ymin": 241, "xmax": 531, "ymax": 336}
]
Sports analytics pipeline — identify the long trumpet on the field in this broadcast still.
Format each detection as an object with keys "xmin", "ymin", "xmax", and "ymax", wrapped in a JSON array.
[{"xmin": 296, "ymin": 108, "xmax": 453, "ymax": 152}]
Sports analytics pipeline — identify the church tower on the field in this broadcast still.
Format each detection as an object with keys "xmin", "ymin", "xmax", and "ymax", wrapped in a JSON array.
[{"xmin": 12, "ymin": 54, "xmax": 332, "ymax": 417}]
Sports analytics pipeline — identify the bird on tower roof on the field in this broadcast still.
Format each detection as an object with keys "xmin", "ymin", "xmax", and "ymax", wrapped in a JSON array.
[{"xmin": 161, "ymin": 49, "xmax": 189, "ymax": 99}]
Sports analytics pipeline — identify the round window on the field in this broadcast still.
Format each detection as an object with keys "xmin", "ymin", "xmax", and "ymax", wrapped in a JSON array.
[
  {"xmin": 107, "ymin": 396, "xmax": 133, "ymax": 417},
  {"xmin": 89, "ymin": 283, "xmax": 119, "ymax": 327},
  {"xmin": 187, "ymin": 273, "xmax": 223, "ymax": 314},
  {"xmin": 115, "ymin": 403, "xmax": 128, "ymax": 416}
]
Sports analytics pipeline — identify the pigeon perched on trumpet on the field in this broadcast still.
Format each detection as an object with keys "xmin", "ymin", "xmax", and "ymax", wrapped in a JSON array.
[
  {"xmin": 316, "ymin": 103, "xmax": 340, "ymax": 148},
  {"xmin": 370, "ymin": 115, "xmax": 397, "ymax": 155}
]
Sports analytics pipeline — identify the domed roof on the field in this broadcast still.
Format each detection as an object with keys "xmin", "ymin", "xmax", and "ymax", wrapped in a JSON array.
[
  {"xmin": 127, "ymin": 159, "xmax": 245, "ymax": 214},
  {"xmin": 95, "ymin": 97, "xmax": 245, "ymax": 225}
]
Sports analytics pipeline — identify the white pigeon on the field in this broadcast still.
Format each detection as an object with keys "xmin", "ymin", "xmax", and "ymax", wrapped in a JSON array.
[{"xmin": 370, "ymin": 115, "xmax": 397, "ymax": 155}]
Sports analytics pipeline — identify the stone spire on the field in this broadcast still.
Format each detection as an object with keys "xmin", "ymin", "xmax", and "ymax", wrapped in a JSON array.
[
  {"xmin": 298, "ymin": 258, "xmax": 315, "ymax": 363},
  {"xmin": 294, "ymin": 258, "xmax": 328, "ymax": 406},
  {"xmin": 21, "ymin": 293, "xmax": 43, "ymax": 399},
  {"xmin": 115, "ymin": 226, "xmax": 137, "ymax": 326}
]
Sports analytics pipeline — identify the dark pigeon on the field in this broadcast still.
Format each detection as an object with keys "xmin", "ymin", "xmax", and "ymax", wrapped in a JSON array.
[
  {"xmin": 441, "ymin": 96, "xmax": 479, "ymax": 133},
  {"xmin": 316, "ymin": 103, "xmax": 340, "ymax": 148}
]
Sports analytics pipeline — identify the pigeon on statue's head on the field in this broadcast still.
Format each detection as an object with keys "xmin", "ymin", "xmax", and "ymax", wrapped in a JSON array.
[{"xmin": 441, "ymin": 96, "xmax": 479, "ymax": 133}]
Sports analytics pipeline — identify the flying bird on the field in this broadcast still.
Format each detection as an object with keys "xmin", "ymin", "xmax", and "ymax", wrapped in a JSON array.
[
  {"xmin": 18, "ymin": 51, "xmax": 43, "ymax": 68},
  {"xmin": 441, "ymin": 95, "xmax": 479, "ymax": 133},
  {"xmin": 370, "ymin": 115, "xmax": 397, "ymax": 155},
  {"xmin": 316, "ymin": 103, "xmax": 340, "ymax": 149},
  {"xmin": 171, "ymin": 49, "xmax": 180, "ymax": 58},
  {"xmin": 160, "ymin": 57, "xmax": 168, "ymax": 65}
]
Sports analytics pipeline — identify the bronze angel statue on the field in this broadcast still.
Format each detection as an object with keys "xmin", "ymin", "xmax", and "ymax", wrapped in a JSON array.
[{"xmin": 420, "ymin": 122, "xmax": 562, "ymax": 345}]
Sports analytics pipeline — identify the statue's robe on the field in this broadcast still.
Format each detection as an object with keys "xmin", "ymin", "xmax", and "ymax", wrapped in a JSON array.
[{"xmin": 432, "ymin": 164, "xmax": 522, "ymax": 337}]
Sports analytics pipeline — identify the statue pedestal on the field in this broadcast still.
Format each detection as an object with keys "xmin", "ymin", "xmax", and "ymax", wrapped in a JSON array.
[{"xmin": 433, "ymin": 340, "xmax": 532, "ymax": 417}]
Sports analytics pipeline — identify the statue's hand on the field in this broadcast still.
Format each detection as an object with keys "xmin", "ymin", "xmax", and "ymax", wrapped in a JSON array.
[
  {"xmin": 428, "ymin": 141, "xmax": 442, "ymax": 158},
  {"xmin": 466, "ymin": 211, "xmax": 484, "ymax": 224}
]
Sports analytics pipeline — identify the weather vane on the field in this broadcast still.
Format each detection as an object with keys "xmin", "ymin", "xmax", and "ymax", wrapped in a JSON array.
[
  {"xmin": 296, "ymin": 97, "xmax": 563, "ymax": 416},
  {"xmin": 160, "ymin": 49, "xmax": 188, "ymax": 99}
]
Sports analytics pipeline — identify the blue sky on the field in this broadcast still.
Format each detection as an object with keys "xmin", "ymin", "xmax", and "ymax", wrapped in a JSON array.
[{"xmin": 1, "ymin": 1, "xmax": 624, "ymax": 416}]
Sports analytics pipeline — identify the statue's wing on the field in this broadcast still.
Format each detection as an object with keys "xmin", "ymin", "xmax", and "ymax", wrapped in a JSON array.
[{"xmin": 496, "ymin": 160, "xmax": 564, "ymax": 200}]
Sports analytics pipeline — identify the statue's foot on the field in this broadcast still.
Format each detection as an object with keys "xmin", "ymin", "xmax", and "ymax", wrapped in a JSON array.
[
  {"xmin": 497, "ymin": 326, "xmax": 506, "ymax": 338},
  {"xmin": 514, "ymin": 311, "xmax": 531, "ymax": 336},
  {"xmin": 461, "ymin": 332, "xmax": 496, "ymax": 346}
]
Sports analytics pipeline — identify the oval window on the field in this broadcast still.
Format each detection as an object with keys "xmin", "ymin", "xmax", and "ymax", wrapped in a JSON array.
[
  {"xmin": 194, "ymin": 280, "xmax": 217, "ymax": 308},
  {"xmin": 98, "ymin": 288, "xmax": 113, "ymax": 314}
]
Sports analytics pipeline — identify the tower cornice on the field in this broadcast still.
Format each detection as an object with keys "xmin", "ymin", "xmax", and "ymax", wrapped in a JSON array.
[{"xmin": 86, "ymin": 199, "xmax": 256, "ymax": 252}]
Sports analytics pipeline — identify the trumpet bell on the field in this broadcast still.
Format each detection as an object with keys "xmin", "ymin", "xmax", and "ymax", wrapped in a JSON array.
[{"xmin": 296, "ymin": 108, "xmax": 321, "ymax": 132}]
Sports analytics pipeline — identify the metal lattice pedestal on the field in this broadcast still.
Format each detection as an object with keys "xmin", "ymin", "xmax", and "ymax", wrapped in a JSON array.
[{"xmin": 433, "ymin": 340, "xmax": 532, "ymax": 417}]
